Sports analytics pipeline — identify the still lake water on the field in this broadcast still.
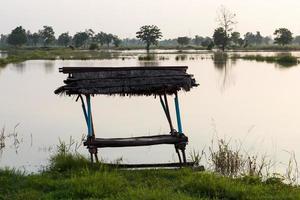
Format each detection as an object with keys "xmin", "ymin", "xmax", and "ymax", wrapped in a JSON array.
[{"xmin": 1, "ymin": 51, "xmax": 300, "ymax": 172}]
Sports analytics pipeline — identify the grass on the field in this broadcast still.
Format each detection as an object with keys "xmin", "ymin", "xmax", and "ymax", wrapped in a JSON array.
[
  {"xmin": 1, "ymin": 144, "xmax": 300, "ymax": 200},
  {"xmin": 0, "ymin": 48, "xmax": 119, "ymax": 67},
  {"xmin": 231, "ymin": 54, "xmax": 299, "ymax": 67}
]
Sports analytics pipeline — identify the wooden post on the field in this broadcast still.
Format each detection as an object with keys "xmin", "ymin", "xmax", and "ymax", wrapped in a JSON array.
[
  {"xmin": 174, "ymin": 92, "xmax": 183, "ymax": 134},
  {"xmin": 159, "ymin": 94, "xmax": 174, "ymax": 132},
  {"xmin": 78, "ymin": 95, "xmax": 88, "ymax": 127}
]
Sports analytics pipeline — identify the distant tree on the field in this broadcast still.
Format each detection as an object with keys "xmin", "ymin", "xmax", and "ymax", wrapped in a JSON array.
[
  {"xmin": 230, "ymin": 32, "xmax": 243, "ymax": 46},
  {"xmin": 262, "ymin": 36, "xmax": 273, "ymax": 45},
  {"xmin": 201, "ymin": 37, "xmax": 213, "ymax": 47},
  {"xmin": 85, "ymin": 29, "xmax": 95, "ymax": 38},
  {"xmin": 27, "ymin": 33, "xmax": 41, "ymax": 46},
  {"xmin": 73, "ymin": 32, "xmax": 89, "ymax": 48},
  {"xmin": 193, "ymin": 35, "xmax": 204, "ymax": 46},
  {"xmin": 177, "ymin": 36, "xmax": 190, "ymax": 46},
  {"xmin": 274, "ymin": 28, "xmax": 293, "ymax": 46},
  {"xmin": 215, "ymin": 6, "xmax": 237, "ymax": 51},
  {"xmin": 213, "ymin": 27, "xmax": 228, "ymax": 51},
  {"xmin": 94, "ymin": 32, "xmax": 106, "ymax": 46},
  {"xmin": 255, "ymin": 31, "xmax": 263, "ymax": 45},
  {"xmin": 244, "ymin": 32, "xmax": 255, "ymax": 46},
  {"xmin": 58, "ymin": 32, "xmax": 72, "ymax": 47},
  {"xmin": 112, "ymin": 35, "xmax": 122, "ymax": 47},
  {"xmin": 0, "ymin": 34, "xmax": 8, "ymax": 46},
  {"xmin": 39, "ymin": 26, "xmax": 55, "ymax": 46},
  {"xmin": 293, "ymin": 35, "xmax": 300, "ymax": 45},
  {"xmin": 136, "ymin": 25, "xmax": 162, "ymax": 51},
  {"xmin": 7, "ymin": 26, "xmax": 27, "ymax": 47},
  {"xmin": 104, "ymin": 33, "xmax": 114, "ymax": 48}
]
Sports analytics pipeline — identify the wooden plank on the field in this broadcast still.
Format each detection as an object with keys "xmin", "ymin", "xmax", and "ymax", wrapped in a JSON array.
[
  {"xmin": 101, "ymin": 162, "xmax": 198, "ymax": 169},
  {"xmin": 84, "ymin": 134, "xmax": 188, "ymax": 148},
  {"xmin": 60, "ymin": 66, "xmax": 188, "ymax": 73}
]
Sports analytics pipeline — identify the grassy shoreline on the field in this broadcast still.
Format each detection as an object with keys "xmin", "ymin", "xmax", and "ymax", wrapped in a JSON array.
[
  {"xmin": 0, "ymin": 48, "xmax": 299, "ymax": 68},
  {"xmin": 0, "ymin": 48, "xmax": 120, "ymax": 66},
  {"xmin": 1, "ymin": 151, "xmax": 300, "ymax": 200}
]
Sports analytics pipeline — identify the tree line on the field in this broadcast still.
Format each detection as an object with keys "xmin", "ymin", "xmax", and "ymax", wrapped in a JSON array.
[
  {"xmin": 0, "ymin": 26, "xmax": 121, "ymax": 49},
  {"xmin": 1, "ymin": 6, "xmax": 300, "ymax": 51}
]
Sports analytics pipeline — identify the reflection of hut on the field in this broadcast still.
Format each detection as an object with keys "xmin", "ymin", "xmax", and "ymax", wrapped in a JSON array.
[{"xmin": 55, "ymin": 66, "xmax": 198, "ymax": 167}]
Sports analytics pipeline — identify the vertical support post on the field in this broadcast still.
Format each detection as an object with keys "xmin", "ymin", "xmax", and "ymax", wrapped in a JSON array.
[
  {"xmin": 86, "ymin": 94, "xmax": 92, "ymax": 138},
  {"xmin": 78, "ymin": 95, "xmax": 88, "ymax": 127},
  {"xmin": 174, "ymin": 92, "xmax": 183, "ymax": 134}
]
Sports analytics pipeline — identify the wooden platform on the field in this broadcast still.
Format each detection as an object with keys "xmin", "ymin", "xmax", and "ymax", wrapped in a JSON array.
[
  {"xmin": 84, "ymin": 134, "xmax": 188, "ymax": 148},
  {"xmin": 101, "ymin": 162, "xmax": 198, "ymax": 169}
]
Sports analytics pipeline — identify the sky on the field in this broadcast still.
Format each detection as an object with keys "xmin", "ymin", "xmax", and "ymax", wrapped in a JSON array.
[{"xmin": 1, "ymin": 0, "xmax": 300, "ymax": 39}]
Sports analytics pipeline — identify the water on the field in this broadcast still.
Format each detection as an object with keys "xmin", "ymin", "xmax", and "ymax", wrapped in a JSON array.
[{"xmin": 0, "ymin": 52, "xmax": 300, "ymax": 172}]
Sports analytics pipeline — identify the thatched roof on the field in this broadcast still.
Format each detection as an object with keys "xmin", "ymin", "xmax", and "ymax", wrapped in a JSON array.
[{"xmin": 54, "ymin": 66, "xmax": 198, "ymax": 96}]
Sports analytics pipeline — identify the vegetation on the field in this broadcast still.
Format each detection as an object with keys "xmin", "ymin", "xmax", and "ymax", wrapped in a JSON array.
[
  {"xmin": 0, "ymin": 48, "xmax": 119, "ymax": 66},
  {"xmin": 213, "ymin": 28, "xmax": 227, "ymax": 51},
  {"xmin": 39, "ymin": 26, "xmax": 55, "ymax": 47},
  {"xmin": 213, "ymin": 6, "xmax": 237, "ymax": 51},
  {"xmin": 1, "ymin": 23, "xmax": 300, "ymax": 51},
  {"xmin": 7, "ymin": 26, "xmax": 27, "ymax": 47},
  {"xmin": 232, "ymin": 54, "xmax": 299, "ymax": 66},
  {"xmin": 136, "ymin": 25, "xmax": 162, "ymax": 51},
  {"xmin": 57, "ymin": 32, "xmax": 72, "ymax": 47},
  {"xmin": 1, "ymin": 144, "xmax": 300, "ymax": 200},
  {"xmin": 274, "ymin": 28, "xmax": 293, "ymax": 46},
  {"xmin": 177, "ymin": 37, "xmax": 191, "ymax": 47}
]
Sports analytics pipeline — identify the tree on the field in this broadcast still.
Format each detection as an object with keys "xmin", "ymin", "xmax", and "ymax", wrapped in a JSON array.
[
  {"xmin": 73, "ymin": 32, "xmax": 89, "ymax": 48},
  {"xmin": 230, "ymin": 31, "xmax": 242, "ymax": 46},
  {"xmin": 104, "ymin": 33, "xmax": 114, "ymax": 48},
  {"xmin": 293, "ymin": 35, "xmax": 300, "ymax": 45},
  {"xmin": 201, "ymin": 37, "xmax": 213, "ymax": 47},
  {"xmin": 193, "ymin": 35, "xmax": 204, "ymax": 46},
  {"xmin": 7, "ymin": 26, "xmax": 27, "ymax": 47},
  {"xmin": 39, "ymin": 26, "xmax": 55, "ymax": 46},
  {"xmin": 136, "ymin": 25, "xmax": 162, "ymax": 51},
  {"xmin": 177, "ymin": 37, "xmax": 190, "ymax": 46},
  {"xmin": 112, "ymin": 35, "xmax": 121, "ymax": 47},
  {"xmin": 58, "ymin": 32, "xmax": 72, "ymax": 47},
  {"xmin": 213, "ymin": 27, "xmax": 228, "ymax": 51},
  {"xmin": 94, "ymin": 32, "xmax": 106, "ymax": 46},
  {"xmin": 215, "ymin": 6, "xmax": 237, "ymax": 51},
  {"xmin": 274, "ymin": 28, "xmax": 293, "ymax": 46},
  {"xmin": 255, "ymin": 31, "xmax": 263, "ymax": 45},
  {"xmin": 31, "ymin": 33, "xmax": 40, "ymax": 46}
]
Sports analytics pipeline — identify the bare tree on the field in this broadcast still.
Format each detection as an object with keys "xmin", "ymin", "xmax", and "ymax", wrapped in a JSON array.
[
  {"xmin": 216, "ymin": 5, "xmax": 237, "ymax": 35},
  {"xmin": 214, "ymin": 5, "xmax": 237, "ymax": 51}
]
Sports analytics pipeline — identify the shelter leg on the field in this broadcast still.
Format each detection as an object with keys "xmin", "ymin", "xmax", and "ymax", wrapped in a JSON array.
[
  {"xmin": 174, "ymin": 92, "xmax": 183, "ymax": 134},
  {"xmin": 94, "ymin": 152, "xmax": 99, "ymax": 163},
  {"xmin": 175, "ymin": 148, "xmax": 182, "ymax": 164},
  {"xmin": 86, "ymin": 95, "xmax": 93, "ymax": 138},
  {"xmin": 181, "ymin": 149, "xmax": 187, "ymax": 164},
  {"xmin": 159, "ymin": 95, "xmax": 174, "ymax": 133},
  {"xmin": 90, "ymin": 152, "xmax": 94, "ymax": 163}
]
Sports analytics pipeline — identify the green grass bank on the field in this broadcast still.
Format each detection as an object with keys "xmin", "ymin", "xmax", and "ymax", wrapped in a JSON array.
[
  {"xmin": 0, "ymin": 48, "xmax": 119, "ymax": 67},
  {"xmin": 1, "ymin": 152, "xmax": 300, "ymax": 200}
]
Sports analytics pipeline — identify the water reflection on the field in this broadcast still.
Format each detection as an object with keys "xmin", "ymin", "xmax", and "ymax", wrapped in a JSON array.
[
  {"xmin": 213, "ymin": 52, "xmax": 236, "ymax": 90},
  {"xmin": 11, "ymin": 63, "xmax": 26, "ymax": 73},
  {"xmin": 44, "ymin": 61, "xmax": 55, "ymax": 73}
]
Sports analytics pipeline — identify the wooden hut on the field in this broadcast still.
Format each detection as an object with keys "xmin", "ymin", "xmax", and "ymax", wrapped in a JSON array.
[{"xmin": 55, "ymin": 66, "xmax": 198, "ymax": 167}]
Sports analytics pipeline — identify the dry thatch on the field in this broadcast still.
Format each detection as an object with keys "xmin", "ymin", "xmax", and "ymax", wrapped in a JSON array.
[{"xmin": 54, "ymin": 66, "xmax": 198, "ymax": 96}]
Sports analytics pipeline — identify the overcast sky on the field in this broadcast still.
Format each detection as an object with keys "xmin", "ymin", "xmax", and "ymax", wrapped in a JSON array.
[{"xmin": 1, "ymin": 0, "xmax": 300, "ymax": 39}]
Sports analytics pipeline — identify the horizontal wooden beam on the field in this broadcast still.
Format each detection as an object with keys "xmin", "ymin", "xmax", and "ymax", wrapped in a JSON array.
[
  {"xmin": 59, "ymin": 66, "xmax": 188, "ymax": 73},
  {"xmin": 84, "ymin": 134, "xmax": 188, "ymax": 148},
  {"xmin": 100, "ymin": 162, "xmax": 199, "ymax": 169}
]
